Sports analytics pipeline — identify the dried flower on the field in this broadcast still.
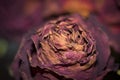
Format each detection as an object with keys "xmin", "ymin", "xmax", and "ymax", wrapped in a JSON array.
[
  {"xmin": 96, "ymin": 0, "xmax": 120, "ymax": 53},
  {"xmin": 12, "ymin": 14, "xmax": 117, "ymax": 80}
]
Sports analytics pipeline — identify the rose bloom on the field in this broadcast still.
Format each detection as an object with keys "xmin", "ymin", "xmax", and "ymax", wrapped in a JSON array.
[
  {"xmin": 11, "ymin": 14, "xmax": 118, "ymax": 80},
  {"xmin": 96, "ymin": 0, "xmax": 120, "ymax": 53}
]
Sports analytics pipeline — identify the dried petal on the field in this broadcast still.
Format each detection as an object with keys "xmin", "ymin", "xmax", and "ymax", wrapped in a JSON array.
[{"xmin": 11, "ymin": 14, "xmax": 118, "ymax": 80}]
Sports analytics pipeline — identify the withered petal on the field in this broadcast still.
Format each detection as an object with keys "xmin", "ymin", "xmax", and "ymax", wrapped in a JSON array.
[{"xmin": 11, "ymin": 14, "xmax": 118, "ymax": 80}]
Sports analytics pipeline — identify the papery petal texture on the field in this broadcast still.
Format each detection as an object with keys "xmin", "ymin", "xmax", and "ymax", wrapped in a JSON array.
[{"xmin": 11, "ymin": 14, "xmax": 117, "ymax": 80}]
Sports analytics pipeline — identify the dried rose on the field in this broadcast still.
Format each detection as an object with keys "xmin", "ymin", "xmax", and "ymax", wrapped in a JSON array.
[
  {"xmin": 11, "ymin": 14, "xmax": 117, "ymax": 80},
  {"xmin": 96, "ymin": 0, "xmax": 120, "ymax": 53}
]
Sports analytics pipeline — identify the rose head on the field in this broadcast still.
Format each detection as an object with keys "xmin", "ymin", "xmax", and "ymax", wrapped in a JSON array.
[{"xmin": 12, "ymin": 14, "xmax": 117, "ymax": 80}]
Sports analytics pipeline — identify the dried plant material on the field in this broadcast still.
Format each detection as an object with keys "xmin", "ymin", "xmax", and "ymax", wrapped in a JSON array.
[{"xmin": 12, "ymin": 14, "xmax": 118, "ymax": 80}]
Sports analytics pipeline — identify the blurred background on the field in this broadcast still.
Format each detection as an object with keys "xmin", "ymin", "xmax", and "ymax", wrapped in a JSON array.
[{"xmin": 0, "ymin": 0, "xmax": 120, "ymax": 80}]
